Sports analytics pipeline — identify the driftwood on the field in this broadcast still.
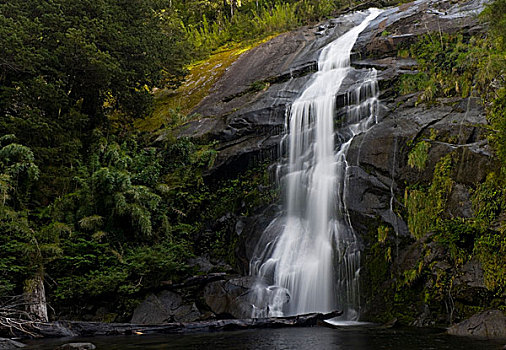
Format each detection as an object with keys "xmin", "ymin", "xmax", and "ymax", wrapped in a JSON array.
[
  {"xmin": 1, "ymin": 310, "xmax": 343, "ymax": 339},
  {"xmin": 0, "ymin": 295, "xmax": 46, "ymax": 338}
]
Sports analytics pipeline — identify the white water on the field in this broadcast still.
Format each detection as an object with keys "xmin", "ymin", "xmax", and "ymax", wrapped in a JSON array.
[{"xmin": 250, "ymin": 9, "xmax": 383, "ymax": 319}]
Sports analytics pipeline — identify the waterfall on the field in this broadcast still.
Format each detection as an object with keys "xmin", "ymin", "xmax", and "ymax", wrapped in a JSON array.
[{"xmin": 250, "ymin": 9, "xmax": 383, "ymax": 319}]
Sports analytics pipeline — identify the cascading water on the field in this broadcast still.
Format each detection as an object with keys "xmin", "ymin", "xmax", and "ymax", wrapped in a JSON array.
[{"xmin": 250, "ymin": 9, "xmax": 383, "ymax": 320}]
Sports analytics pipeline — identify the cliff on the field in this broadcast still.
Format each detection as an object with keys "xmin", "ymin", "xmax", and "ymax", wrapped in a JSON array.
[{"xmin": 131, "ymin": 0, "xmax": 504, "ymax": 332}]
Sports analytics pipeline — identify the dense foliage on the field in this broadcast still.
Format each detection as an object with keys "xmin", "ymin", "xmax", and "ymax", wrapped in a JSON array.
[{"xmin": 0, "ymin": 0, "xmax": 282, "ymax": 320}]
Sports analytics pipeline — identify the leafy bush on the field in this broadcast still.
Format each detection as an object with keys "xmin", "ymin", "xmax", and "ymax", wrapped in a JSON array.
[
  {"xmin": 186, "ymin": 0, "xmax": 341, "ymax": 57},
  {"xmin": 474, "ymin": 231, "xmax": 506, "ymax": 292},
  {"xmin": 408, "ymin": 140, "xmax": 430, "ymax": 171},
  {"xmin": 405, "ymin": 154, "xmax": 454, "ymax": 239}
]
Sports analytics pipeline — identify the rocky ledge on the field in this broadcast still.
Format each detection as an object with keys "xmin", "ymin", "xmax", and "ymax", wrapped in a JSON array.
[
  {"xmin": 447, "ymin": 310, "xmax": 506, "ymax": 339},
  {"xmin": 0, "ymin": 312, "xmax": 342, "ymax": 340}
]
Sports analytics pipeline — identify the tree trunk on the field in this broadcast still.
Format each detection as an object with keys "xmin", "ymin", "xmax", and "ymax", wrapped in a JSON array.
[{"xmin": 24, "ymin": 271, "xmax": 48, "ymax": 322}]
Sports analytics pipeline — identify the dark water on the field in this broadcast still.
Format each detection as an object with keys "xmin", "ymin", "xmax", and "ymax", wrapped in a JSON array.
[{"xmin": 24, "ymin": 326, "xmax": 504, "ymax": 349}]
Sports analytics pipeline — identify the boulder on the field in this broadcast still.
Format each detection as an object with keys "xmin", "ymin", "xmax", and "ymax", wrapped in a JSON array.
[
  {"xmin": 235, "ymin": 205, "xmax": 281, "ymax": 274},
  {"xmin": 130, "ymin": 290, "xmax": 201, "ymax": 324},
  {"xmin": 0, "ymin": 338, "xmax": 25, "ymax": 349},
  {"xmin": 203, "ymin": 276, "xmax": 256, "ymax": 319},
  {"xmin": 452, "ymin": 259, "xmax": 491, "ymax": 306},
  {"xmin": 448, "ymin": 310, "xmax": 506, "ymax": 339}
]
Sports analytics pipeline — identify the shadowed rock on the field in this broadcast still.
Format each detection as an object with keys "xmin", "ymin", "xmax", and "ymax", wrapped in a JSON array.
[
  {"xmin": 448, "ymin": 310, "xmax": 506, "ymax": 339},
  {"xmin": 2, "ymin": 312, "xmax": 343, "ymax": 339},
  {"xmin": 0, "ymin": 338, "xmax": 25, "ymax": 349}
]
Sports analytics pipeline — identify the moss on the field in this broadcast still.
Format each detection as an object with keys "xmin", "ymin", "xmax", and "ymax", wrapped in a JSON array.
[
  {"xmin": 472, "ymin": 172, "xmax": 505, "ymax": 226},
  {"xmin": 396, "ymin": 72, "xmax": 432, "ymax": 100},
  {"xmin": 371, "ymin": 15, "xmax": 506, "ymax": 322},
  {"xmin": 470, "ymin": 172, "xmax": 506, "ymax": 294},
  {"xmin": 397, "ymin": 49, "xmax": 410, "ymax": 59},
  {"xmin": 475, "ymin": 231, "xmax": 506, "ymax": 292},
  {"xmin": 386, "ymin": 278, "xmax": 427, "ymax": 325},
  {"xmin": 249, "ymin": 80, "xmax": 270, "ymax": 92},
  {"xmin": 408, "ymin": 140, "xmax": 430, "ymax": 171},
  {"xmin": 405, "ymin": 154, "xmax": 454, "ymax": 239},
  {"xmin": 377, "ymin": 225, "xmax": 390, "ymax": 243},
  {"xmin": 136, "ymin": 36, "xmax": 275, "ymax": 132}
]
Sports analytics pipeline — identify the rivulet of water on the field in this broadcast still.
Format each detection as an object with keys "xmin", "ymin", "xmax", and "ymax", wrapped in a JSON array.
[{"xmin": 250, "ymin": 9, "xmax": 382, "ymax": 319}]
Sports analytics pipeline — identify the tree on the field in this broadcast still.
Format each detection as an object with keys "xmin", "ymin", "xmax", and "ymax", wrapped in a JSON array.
[{"xmin": 0, "ymin": 0, "xmax": 192, "ymax": 205}]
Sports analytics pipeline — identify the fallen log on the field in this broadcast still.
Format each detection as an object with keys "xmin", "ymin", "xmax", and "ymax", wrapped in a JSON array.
[{"xmin": 1, "ymin": 310, "xmax": 343, "ymax": 339}]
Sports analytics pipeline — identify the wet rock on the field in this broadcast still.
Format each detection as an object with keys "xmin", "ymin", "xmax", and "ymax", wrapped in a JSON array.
[
  {"xmin": 55, "ymin": 343, "xmax": 96, "ymax": 350},
  {"xmin": 204, "ymin": 276, "xmax": 256, "ymax": 319},
  {"xmin": 352, "ymin": 57, "xmax": 418, "ymax": 71},
  {"xmin": 130, "ymin": 290, "xmax": 201, "ymax": 324},
  {"xmin": 157, "ymin": 13, "xmax": 366, "ymax": 184},
  {"xmin": 448, "ymin": 310, "xmax": 506, "ymax": 339},
  {"xmin": 167, "ymin": 0, "xmax": 489, "ymax": 187},
  {"xmin": 0, "ymin": 338, "xmax": 25, "ymax": 349},
  {"xmin": 235, "ymin": 205, "xmax": 280, "ymax": 274},
  {"xmin": 345, "ymin": 95, "xmax": 492, "ymax": 242},
  {"xmin": 412, "ymin": 304, "xmax": 435, "ymax": 327},
  {"xmin": 453, "ymin": 259, "xmax": 490, "ymax": 306},
  {"xmin": 447, "ymin": 184, "xmax": 473, "ymax": 219}
]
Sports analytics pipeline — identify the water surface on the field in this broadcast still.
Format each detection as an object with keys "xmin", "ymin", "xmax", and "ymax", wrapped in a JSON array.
[{"xmin": 25, "ymin": 326, "xmax": 504, "ymax": 349}]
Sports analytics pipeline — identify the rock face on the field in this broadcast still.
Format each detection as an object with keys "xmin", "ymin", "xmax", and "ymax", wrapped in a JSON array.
[
  {"xmin": 173, "ymin": 0, "xmax": 495, "ymax": 326},
  {"xmin": 0, "ymin": 338, "xmax": 25, "ymax": 349},
  {"xmin": 177, "ymin": 12, "xmax": 366, "ymax": 182},
  {"xmin": 448, "ymin": 310, "xmax": 506, "ymax": 339},
  {"xmin": 203, "ymin": 276, "xmax": 256, "ymax": 319},
  {"xmin": 174, "ymin": 0, "xmax": 487, "ymax": 182},
  {"xmin": 130, "ymin": 290, "xmax": 200, "ymax": 324},
  {"xmin": 345, "ymin": 96, "xmax": 491, "ymax": 239},
  {"xmin": 130, "ymin": 274, "xmax": 256, "ymax": 323}
]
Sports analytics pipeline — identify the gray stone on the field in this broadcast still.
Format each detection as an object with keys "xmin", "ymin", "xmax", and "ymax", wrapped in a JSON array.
[
  {"xmin": 204, "ymin": 276, "xmax": 256, "ymax": 319},
  {"xmin": 235, "ymin": 205, "xmax": 281, "ymax": 274},
  {"xmin": 159, "ymin": 1, "xmax": 490, "ymax": 188},
  {"xmin": 448, "ymin": 310, "xmax": 506, "ymax": 339},
  {"xmin": 0, "ymin": 338, "xmax": 25, "ymax": 349},
  {"xmin": 344, "ymin": 94, "xmax": 493, "ymax": 243},
  {"xmin": 447, "ymin": 184, "xmax": 473, "ymax": 219},
  {"xmin": 130, "ymin": 290, "xmax": 201, "ymax": 324},
  {"xmin": 452, "ymin": 259, "xmax": 491, "ymax": 306},
  {"xmin": 188, "ymin": 256, "xmax": 214, "ymax": 274},
  {"xmin": 55, "ymin": 343, "xmax": 96, "ymax": 350}
]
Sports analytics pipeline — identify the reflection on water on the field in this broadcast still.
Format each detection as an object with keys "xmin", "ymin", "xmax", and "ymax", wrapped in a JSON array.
[
  {"xmin": 324, "ymin": 319, "xmax": 374, "ymax": 327},
  {"xmin": 24, "ymin": 326, "xmax": 503, "ymax": 350}
]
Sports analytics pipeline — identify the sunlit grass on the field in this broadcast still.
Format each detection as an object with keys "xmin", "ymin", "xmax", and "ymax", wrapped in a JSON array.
[{"xmin": 135, "ymin": 36, "xmax": 275, "ymax": 132}]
